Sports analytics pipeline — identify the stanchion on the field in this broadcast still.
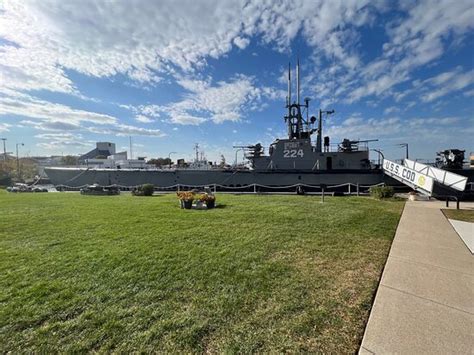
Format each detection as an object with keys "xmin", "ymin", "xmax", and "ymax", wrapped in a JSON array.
[
  {"xmin": 356, "ymin": 183, "xmax": 359, "ymax": 196},
  {"xmin": 253, "ymin": 184, "xmax": 257, "ymax": 194},
  {"xmin": 348, "ymin": 184, "xmax": 351, "ymax": 195}
]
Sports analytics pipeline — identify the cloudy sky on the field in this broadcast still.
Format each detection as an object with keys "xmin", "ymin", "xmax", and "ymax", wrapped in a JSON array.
[{"xmin": 0, "ymin": 0, "xmax": 473, "ymax": 162}]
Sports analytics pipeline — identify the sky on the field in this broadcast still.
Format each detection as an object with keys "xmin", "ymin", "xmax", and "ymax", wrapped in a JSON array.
[{"xmin": 0, "ymin": 0, "xmax": 473, "ymax": 163}]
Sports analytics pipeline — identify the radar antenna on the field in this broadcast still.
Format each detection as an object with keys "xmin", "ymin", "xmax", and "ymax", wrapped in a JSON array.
[{"xmin": 285, "ymin": 59, "xmax": 320, "ymax": 140}]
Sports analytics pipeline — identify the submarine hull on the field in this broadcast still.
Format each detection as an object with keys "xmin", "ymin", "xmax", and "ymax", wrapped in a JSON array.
[{"xmin": 45, "ymin": 167, "xmax": 396, "ymax": 190}]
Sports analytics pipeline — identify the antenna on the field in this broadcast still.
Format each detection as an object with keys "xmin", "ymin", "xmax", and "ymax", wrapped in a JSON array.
[
  {"xmin": 194, "ymin": 143, "xmax": 199, "ymax": 162},
  {"xmin": 287, "ymin": 62, "xmax": 291, "ymax": 107},
  {"xmin": 296, "ymin": 58, "xmax": 300, "ymax": 105}
]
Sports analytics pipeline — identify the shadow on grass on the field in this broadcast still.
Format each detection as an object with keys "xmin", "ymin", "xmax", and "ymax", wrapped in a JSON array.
[{"xmin": 214, "ymin": 203, "xmax": 228, "ymax": 209}]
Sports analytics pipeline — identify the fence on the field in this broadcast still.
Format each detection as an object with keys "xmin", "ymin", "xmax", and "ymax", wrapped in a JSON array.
[{"xmin": 55, "ymin": 182, "xmax": 407, "ymax": 196}]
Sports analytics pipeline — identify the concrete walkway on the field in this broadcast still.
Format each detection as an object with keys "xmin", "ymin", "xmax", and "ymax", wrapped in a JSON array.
[{"xmin": 360, "ymin": 200, "xmax": 474, "ymax": 354}]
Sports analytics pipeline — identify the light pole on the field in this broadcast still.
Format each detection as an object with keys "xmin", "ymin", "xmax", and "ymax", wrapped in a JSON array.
[
  {"xmin": 16, "ymin": 142, "xmax": 24, "ymax": 180},
  {"xmin": 168, "ymin": 152, "xmax": 177, "ymax": 168},
  {"xmin": 397, "ymin": 143, "xmax": 409, "ymax": 160},
  {"xmin": 1, "ymin": 138, "xmax": 6, "ymax": 161},
  {"xmin": 371, "ymin": 149, "xmax": 384, "ymax": 167}
]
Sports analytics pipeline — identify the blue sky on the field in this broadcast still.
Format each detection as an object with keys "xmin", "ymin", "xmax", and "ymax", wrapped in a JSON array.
[{"xmin": 0, "ymin": 0, "xmax": 473, "ymax": 163}]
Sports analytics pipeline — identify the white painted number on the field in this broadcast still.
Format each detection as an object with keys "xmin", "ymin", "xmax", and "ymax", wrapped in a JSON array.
[{"xmin": 283, "ymin": 149, "xmax": 304, "ymax": 158}]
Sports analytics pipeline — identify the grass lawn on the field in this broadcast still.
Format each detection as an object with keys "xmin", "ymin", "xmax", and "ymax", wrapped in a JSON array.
[
  {"xmin": 442, "ymin": 208, "xmax": 474, "ymax": 223},
  {"xmin": 0, "ymin": 191, "xmax": 403, "ymax": 353}
]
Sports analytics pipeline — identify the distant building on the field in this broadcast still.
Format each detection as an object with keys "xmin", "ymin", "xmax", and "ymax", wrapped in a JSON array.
[{"xmin": 79, "ymin": 142, "xmax": 116, "ymax": 162}]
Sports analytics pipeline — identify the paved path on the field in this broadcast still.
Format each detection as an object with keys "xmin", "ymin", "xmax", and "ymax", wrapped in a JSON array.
[{"xmin": 360, "ymin": 200, "xmax": 474, "ymax": 354}]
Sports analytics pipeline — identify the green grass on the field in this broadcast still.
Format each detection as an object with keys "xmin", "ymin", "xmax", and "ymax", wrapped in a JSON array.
[
  {"xmin": 0, "ymin": 191, "xmax": 403, "ymax": 353},
  {"xmin": 442, "ymin": 209, "xmax": 474, "ymax": 223}
]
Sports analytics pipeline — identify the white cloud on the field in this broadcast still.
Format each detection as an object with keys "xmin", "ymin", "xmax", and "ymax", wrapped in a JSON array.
[
  {"xmin": 0, "ymin": 92, "xmax": 116, "ymax": 125},
  {"xmin": 304, "ymin": 0, "xmax": 474, "ymax": 105},
  {"xmin": 463, "ymin": 89, "xmax": 474, "ymax": 98},
  {"xmin": 0, "ymin": 0, "xmax": 387, "ymax": 97},
  {"xmin": 88, "ymin": 124, "xmax": 166, "ymax": 137},
  {"xmin": 233, "ymin": 36, "xmax": 250, "ymax": 49},
  {"xmin": 0, "ymin": 91, "xmax": 166, "ymax": 138},
  {"xmin": 419, "ymin": 68, "xmax": 474, "ymax": 102},
  {"xmin": 132, "ymin": 75, "xmax": 281, "ymax": 125},
  {"xmin": 0, "ymin": 123, "xmax": 11, "ymax": 132},
  {"xmin": 35, "ymin": 133, "xmax": 92, "ymax": 150},
  {"xmin": 326, "ymin": 115, "xmax": 467, "ymax": 144},
  {"xmin": 134, "ymin": 114, "xmax": 154, "ymax": 123},
  {"xmin": 0, "ymin": 0, "xmax": 255, "ymax": 94},
  {"xmin": 383, "ymin": 106, "xmax": 400, "ymax": 115}
]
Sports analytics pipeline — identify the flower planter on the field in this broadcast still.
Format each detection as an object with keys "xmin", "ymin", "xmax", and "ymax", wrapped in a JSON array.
[{"xmin": 183, "ymin": 200, "xmax": 193, "ymax": 209}]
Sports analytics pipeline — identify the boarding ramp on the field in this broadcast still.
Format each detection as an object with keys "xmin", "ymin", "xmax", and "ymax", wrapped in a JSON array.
[
  {"xmin": 403, "ymin": 159, "xmax": 467, "ymax": 192},
  {"xmin": 382, "ymin": 159, "xmax": 434, "ymax": 195}
]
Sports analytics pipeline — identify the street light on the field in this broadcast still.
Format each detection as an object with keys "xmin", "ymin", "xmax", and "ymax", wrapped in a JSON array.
[
  {"xmin": 1, "ymin": 138, "xmax": 6, "ymax": 161},
  {"xmin": 168, "ymin": 151, "xmax": 177, "ymax": 168},
  {"xmin": 16, "ymin": 142, "xmax": 24, "ymax": 180},
  {"xmin": 371, "ymin": 149, "xmax": 384, "ymax": 167},
  {"xmin": 397, "ymin": 143, "xmax": 409, "ymax": 160}
]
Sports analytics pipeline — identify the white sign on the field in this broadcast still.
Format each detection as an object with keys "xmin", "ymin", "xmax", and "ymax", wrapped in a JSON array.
[
  {"xmin": 383, "ymin": 159, "xmax": 434, "ymax": 194},
  {"xmin": 404, "ymin": 159, "xmax": 467, "ymax": 192}
]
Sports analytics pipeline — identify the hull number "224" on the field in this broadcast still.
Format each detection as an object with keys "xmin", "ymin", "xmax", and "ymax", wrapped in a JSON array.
[{"xmin": 283, "ymin": 149, "xmax": 304, "ymax": 158}]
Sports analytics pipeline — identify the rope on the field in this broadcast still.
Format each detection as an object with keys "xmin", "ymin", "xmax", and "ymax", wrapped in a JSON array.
[{"xmin": 54, "ymin": 182, "xmax": 387, "ymax": 191}]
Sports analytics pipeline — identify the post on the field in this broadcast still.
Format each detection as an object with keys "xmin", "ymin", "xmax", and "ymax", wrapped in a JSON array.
[
  {"xmin": 446, "ymin": 197, "xmax": 449, "ymax": 208},
  {"xmin": 16, "ymin": 143, "xmax": 24, "ymax": 180},
  {"xmin": 356, "ymin": 183, "xmax": 360, "ymax": 196},
  {"xmin": 16, "ymin": 144, "xmax": 19, "ymax": 179},
  {"xmin": 253, "ymin": 183, "xmax": 257, "ymax": 194},
  {"xmin": 177, "ymin": 184, "xmax": 180, "ymax": 192},
  {"xmin": 348, "ymin": 184, "xmax": 351, "ymax": 195},
  {"xmin": 213, "ymin": 183, "xmax": 216, "ymax": 194},
  {"xmin": 321, "ymin": 186, "xmax": 325, "ymax": 203},
  {"xmin": 1, "ymin": 138, "xmax": 6, "ymax": 161}
]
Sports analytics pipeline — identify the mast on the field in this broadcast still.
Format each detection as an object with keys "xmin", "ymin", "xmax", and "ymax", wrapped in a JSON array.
[
  {"xmin": 287, "ymin": 63, "xmax": 291, "ymax": 109},
  {"xmin": 316, "ymin": 110, "xmax": 322, "ymax": 153},
  {"xmin": 194, "ymin": 143, "xmax": 199, "ymax": 162},
  {"xmin": 296, "ymin": 58, "xmax": 300, "ymax": 105}
]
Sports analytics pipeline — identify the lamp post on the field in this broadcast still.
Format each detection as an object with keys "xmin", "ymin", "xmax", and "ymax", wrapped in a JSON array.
[
  {"xmin": 397, "ymin": 143, "xmax": 409, "ymax": 160},
  {"xmin": 168, "ymin": 151, "xmax": 177, "ymax": 168},
  {"xmin": 16, "ymin": 142, "xmax": 24, "ymax": 180},
  {"xmin": 1, "ymin": 138, "xmax": 6, "ymax": 161},
  {"xmin": 371, "ymin": 149, "xmax": 385, "ymax": 167}
]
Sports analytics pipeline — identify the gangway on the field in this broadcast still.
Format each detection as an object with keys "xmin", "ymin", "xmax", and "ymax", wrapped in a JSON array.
[
  {"xmin": 382, "ymin": 159, "xmax": 434, "ymax": 195},
  {"xmin": 383, "ymin": 158, "xmax": 470, "ymax": 203},
  {"xmin": 403, "ymin": 159, "xmax": 467, "ymax": 192}
]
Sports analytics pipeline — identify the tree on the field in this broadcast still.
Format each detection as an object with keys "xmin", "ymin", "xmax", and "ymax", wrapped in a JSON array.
[
  {"xmin": 0, "ymin": 158, "xmax": 38, "ymax": 183},
  {"xmin": 61, "ymin": 155, "xmax": 78, "ymax": 165},
  {"xmin": 147, "ymin": 158, "xmax": 172, "ymax": 167}
]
